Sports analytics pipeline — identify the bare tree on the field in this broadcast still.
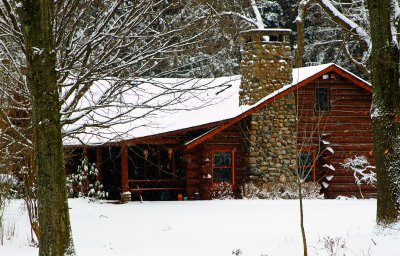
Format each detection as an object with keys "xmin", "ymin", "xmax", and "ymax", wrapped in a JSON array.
[
  {"xmin": 0, "ymin": 0, "xmax": 225, "ymax": 254},
  {"xmin": 295, "ymin": 0, "xmax": 370, "ymax": 76}
]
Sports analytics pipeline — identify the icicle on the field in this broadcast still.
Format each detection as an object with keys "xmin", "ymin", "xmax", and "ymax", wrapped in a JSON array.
[{"xmin": 322, "ymin": 182, "xmax": 329, "ymax": 188}]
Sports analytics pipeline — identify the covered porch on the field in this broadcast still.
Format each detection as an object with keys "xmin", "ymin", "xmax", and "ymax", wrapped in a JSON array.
[{"xmin": 65, "ymin": 143, "xmax": 187, "ymax": 201}]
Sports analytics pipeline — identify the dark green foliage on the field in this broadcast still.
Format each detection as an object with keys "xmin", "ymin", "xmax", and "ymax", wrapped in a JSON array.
[{"xmin": 66, "ymin": 158, "xmax": 106, "ymax": 200}]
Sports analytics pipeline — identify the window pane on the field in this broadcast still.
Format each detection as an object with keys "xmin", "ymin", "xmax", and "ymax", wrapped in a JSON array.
[
  {"xmin": 298, "ymin": 152, "xmax": 313, "ymax": 167},
  {"xmin": 213, "ymin": 168, "xmax": 232, "ymax": 183},
  {"xmin": 159, "ymin": 149, "xmax": 172, "ymax": 179},
  {"xmin": 214, "ymin": 152, "xmax": 232, "ymax": 167},
  {"xmin": 316, "ymin": 87, "xmax": 329, "ymax": 111},
  {"xmin": 301, "ymin": 167, "xmax": 313, "ymax": 182},
  {"xmin": 298, "ymin": 152, "xmax": 313, "ymax": 182}
]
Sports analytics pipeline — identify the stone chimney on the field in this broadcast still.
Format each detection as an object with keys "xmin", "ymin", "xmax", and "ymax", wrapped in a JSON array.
[
  {"xmin": 240, "ymin": 29, "xmax": 292, "ymax": 105},
  {"xmin": 240, "ymin": 29, "xmax": 297, "ymax": 186}
]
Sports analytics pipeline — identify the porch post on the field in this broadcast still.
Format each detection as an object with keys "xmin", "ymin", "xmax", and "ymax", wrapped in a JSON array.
[
  {"xmin": 83, "ymin": 147, "xmax": 89, "ymax": 159},
  {"xmin": 83, "ymin": 147, "xmax": 89, "ymax": 194},
  {"xmin": 120, "ymin": 145, "xmax": 130, "ymax": 202},
  {"xmin": 96, "ymin": 148, "xmax": 103, "ymax": 182}
]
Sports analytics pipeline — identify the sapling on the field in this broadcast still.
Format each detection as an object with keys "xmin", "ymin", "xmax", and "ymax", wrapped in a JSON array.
[{"xmin": 342, "ymin": 155, "xmax": 376, "ymax": 198}]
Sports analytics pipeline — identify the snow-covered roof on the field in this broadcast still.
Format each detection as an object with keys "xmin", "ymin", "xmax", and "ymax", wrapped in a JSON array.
[{"xmin": 63, "ymin": 63, "xmax": 370, "ymax": 146}]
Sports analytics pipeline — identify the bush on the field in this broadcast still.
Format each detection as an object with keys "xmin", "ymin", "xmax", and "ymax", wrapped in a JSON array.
[
  {"xmin": 211, "ymin": 182, "xmax": 234, "ymax": 200},
  {"xmin": 0, "ymin": 174, "xmax": 21, "ymax": 199},
  {"xmin": 342, "ymin": 155, "xmax": 376, "ymax": 185},
  {"xmin": 66, "ymin": 158, "xmax": 107, "ymax": 200},
  {"xmin": 0, "ymin": 173, "xmax": 21, "ymax": 245},
  {"xmin": 242, "ymin": 181, "xmax": 322, "ymax": 199}
]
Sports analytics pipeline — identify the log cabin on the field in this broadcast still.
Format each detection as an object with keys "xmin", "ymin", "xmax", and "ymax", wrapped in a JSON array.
[{"xmin": 64, "ymin": 29, "xmax": 375, "ymax": 201}]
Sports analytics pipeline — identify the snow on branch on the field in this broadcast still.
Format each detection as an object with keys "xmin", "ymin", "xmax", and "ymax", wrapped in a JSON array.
[
  {"xmin": 315, "ymin": 0, "xmax": 370, "ymax": 48},
  {"xmin": 343, "ymin": 42, "xmax": 370, "ymax": 77},
  {"xmin": 390, "ymin": 0, "xmax": 400, "ymax": 47},
  {"xmin": 218, "ymin": 11, "xmax": 259, "ymax": 28},
  {"xmin": 250, "ymin": 0, "xmax": 265, "ymax": 29},
  {"xmin": 323, "ymin": 146, "xmax": 334, "ymax": 154},
  {"xmin": 296, "ymin": 0, "xmax": 311, "ymax": 23},
  {"xmin": 212, "ymin": 0, "xmax": 264, "ymax": 30},
  {"xmin": 341, "ymin": 155, "xmax": 376, "ymax": 185},
  {"xmin": 392, "ymin": 0, "xmax": 400, "ymax": 23},
  {"xmin": 0, "ymin": 0, "xmax": 236, "ymax": 147}
]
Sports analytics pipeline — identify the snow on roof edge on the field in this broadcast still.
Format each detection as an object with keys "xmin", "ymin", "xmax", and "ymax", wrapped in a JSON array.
[{"xmin": 332, "ymin": 64, "xmax": 371, "ymax": 87}]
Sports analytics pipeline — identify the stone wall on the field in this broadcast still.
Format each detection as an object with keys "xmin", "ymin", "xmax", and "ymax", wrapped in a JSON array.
[
  {"xmin": 246, "ymin": 97, "xmax": 297, "ymax": 184},
  {"xmin": 240, "ymin": 29, "xmax": 297, "ymax": 184}
]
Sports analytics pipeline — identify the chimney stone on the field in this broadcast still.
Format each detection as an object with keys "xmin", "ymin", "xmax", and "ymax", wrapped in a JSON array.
[
  {"xmin": 239, "ymin": 29, "xmax": 292, "ymax": 106},
  {"xmin": 240, "ymin": 29, "xmax": 298, "ymax": 187}
]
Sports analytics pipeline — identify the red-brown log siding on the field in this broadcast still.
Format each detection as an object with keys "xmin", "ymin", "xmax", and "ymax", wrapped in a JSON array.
[
  {"xmin": 296, "ymin": 74, "xmax": 375, "ymax": 198},
  {"xmin": 64, "ymin": 71, "xmax": 375, "ymax": 200},
  {"xmin": 185, "ymin": 122, "xmax": 248, "ymax": 199}
]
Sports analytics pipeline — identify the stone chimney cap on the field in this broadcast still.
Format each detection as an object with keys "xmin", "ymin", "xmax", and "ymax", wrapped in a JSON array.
[
  {"xmin": 241, "ymin": 28, "xmax": 291, "ymax": 43},
  {"xmin": 241, "ymin": 28, "xmax": 291, "ymax": 35}
]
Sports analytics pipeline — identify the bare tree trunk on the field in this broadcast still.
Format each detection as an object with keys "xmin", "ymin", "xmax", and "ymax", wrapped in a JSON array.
[
  {"xmin": 295, "ymin": 0, "xmax": 311, "ymax": 68},
  {"xmin": 298, "ymin": 179, "xmax": 308, "ymax": 256},
  {"xmin": 368, "ymin": 0, "xmax": 400, "ymax": 224},
  {"xmin": 295, "ymin": 18, "xmax": 305, "ymax": 68},
  {"xmin": 17, "ymin": 0, "xmax": 75, "ymax": 254}
]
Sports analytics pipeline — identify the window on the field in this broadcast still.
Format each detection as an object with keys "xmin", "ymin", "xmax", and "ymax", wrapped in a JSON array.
[
  {"xmin": 298, "ymin": 151, "xmax": 315, "ymax": 182},
  {"xmin": 129, "ymin": 146, "xmax": 179, "ymax": 180},
  {"xmin": 212, "ymin": 150, "xmax": 234, "ymax": 185},
  {"xmin": 315, "ymin": 87, "xmax": 330, "ymax": 111}
]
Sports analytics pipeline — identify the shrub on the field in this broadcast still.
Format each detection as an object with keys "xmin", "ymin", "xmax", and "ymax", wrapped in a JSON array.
[
  {"xmin": 211, "ymin": 182, "xmax": 234, "ymax": 200},
  {"xmin": 66, "ymin": 158, "xmax": 107, "ymax": 200},
  {"xmin": 342, "ymin": 155, "xmax": 376, "ymax": 198},
  {"xmin": 342, "ymin": 155, "xmax": 376, "ymax": 185},
  {"xmin": 242, "ymin": 181, "xmax": 321, "ymax": 199},
  {"xmin": 0, "ymin": 174, "xmax": 20, "ymax": 200},
  {"xmin": 0, "ymin": 173, "xmax": 20, "ymax": 245}
]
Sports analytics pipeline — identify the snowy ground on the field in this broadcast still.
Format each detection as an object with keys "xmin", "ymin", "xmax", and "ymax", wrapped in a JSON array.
[{"xmin": 1, "ymin": 199, "xmax": 399, "ymax": 256}]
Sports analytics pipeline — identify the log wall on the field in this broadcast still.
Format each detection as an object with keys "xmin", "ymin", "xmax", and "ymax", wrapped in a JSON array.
[
  {"xmin": 64, "ymin": 72, "xmax": 375, "ymax": 200},
  {"xmin": 296, "ymin": 74, "xmax": 375, "ymax": 198},
  {"xmin": 185, "ymin": 122, "xmax": 248, "ymax": 199}
]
